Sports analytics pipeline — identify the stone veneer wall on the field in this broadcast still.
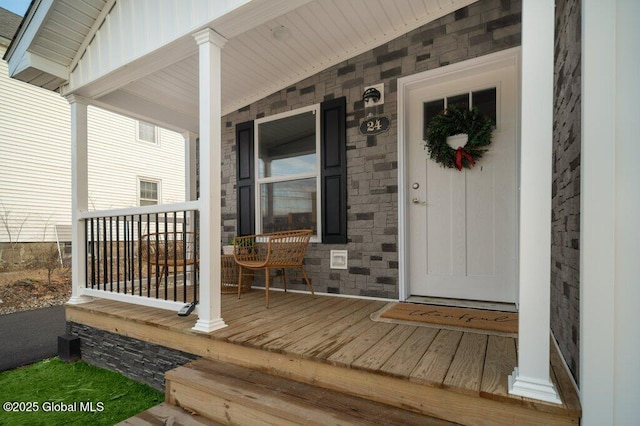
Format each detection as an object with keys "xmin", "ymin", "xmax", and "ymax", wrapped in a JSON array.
[
  {"xmin": 551, "ymin": 0, "xmax": 581, "ymax": 383},
  {"xmin": 220, "ymin": 0, "xmax": 522, "ymax": 298},
  {"xmin": 67, "ymin": 322, "xmax": 198, "ymax": 391}
]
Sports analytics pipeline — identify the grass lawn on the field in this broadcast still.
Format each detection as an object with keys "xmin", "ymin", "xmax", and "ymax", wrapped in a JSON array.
[{"xmin": 0, "ymin": 357, "xmax": 164, "ymax": 425}]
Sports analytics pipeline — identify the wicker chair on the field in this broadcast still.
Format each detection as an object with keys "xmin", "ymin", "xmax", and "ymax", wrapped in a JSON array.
[
  {"xmin": 140, "ymin": 232, "xmax": 198, "ymax": 290},
  {"xmin": 233, "ymin": 229, "xmax": 314, "ymax": 308}
]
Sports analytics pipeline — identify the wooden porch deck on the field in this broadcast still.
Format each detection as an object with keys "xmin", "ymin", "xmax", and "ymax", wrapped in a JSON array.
[{"xmin": 66, "ymin": 290, "xmax": 580, "ymax": 425}]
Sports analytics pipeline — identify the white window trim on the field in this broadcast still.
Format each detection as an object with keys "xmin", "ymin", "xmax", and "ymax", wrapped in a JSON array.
[
  {"xmin": 254, "ymin": 104, "xmax": 322, "ymax": 242},
  {"xmin": 137, "ymin": 177, "xmax": 161, "ymax": 206},
  {"xmin": 136, "ymin": 121, "xmax": 160, "ymax": 145}
]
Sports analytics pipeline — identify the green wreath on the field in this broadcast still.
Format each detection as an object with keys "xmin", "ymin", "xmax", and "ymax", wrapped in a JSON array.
[{"xmin": 424, "ymin": 106, "xmax": 493, "ymax": 171}]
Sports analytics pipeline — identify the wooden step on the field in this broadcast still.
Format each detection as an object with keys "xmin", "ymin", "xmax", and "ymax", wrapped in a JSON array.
[
  {"xmin": 165, "ymin": 359, "xmax": 457, "ymax": 426},
  {"xmin": 117, "ymin": 402, "xmax": 223, "ymax": 425}
]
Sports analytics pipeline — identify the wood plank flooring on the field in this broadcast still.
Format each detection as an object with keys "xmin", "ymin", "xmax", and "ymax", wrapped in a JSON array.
[{"xmin": 67, "ymin": 290, "xmax": 581, "ymax": 424}]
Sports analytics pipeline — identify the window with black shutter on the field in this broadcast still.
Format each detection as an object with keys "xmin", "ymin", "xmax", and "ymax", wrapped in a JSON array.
[{"xmin": 235, "ymin": 97, "xmax": 346, "ymax": 243}]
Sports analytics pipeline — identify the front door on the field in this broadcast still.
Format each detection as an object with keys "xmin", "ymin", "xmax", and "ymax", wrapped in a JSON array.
[{"xmin": 405, "ymin": 55, "xmax": 519, "ymax": 303}]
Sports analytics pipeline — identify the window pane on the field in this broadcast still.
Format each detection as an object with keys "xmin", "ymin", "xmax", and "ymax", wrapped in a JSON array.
[
  {"xmin": 423, "ymin": 99, "xmax": 445, "ymax": 140},
  {"xmin": 140, "ymin": 181, "xmax": 158, "ymax": 205},
  {"xmin": 138, "ymin": 122, "xmax": 156, "ymax": 143},
  {"xmin": 447, "ymin": 93, "xmax": 469, "ymax": 111},
  {"xmin": 258, "ymin": 111, "xmax": 316, "ymax": 178},
  {"xmin": 260, "ymin": 178, "xmax": 317, "ymax": 233},
  {"xmin": 472, "ymin": 87, "xmax": 497, "ymax": 125}
]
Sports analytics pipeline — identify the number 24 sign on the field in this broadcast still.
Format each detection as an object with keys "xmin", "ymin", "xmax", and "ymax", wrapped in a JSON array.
[{"xmin": 359, "ymin": 116, "xmax": 390, "ymax": 136}]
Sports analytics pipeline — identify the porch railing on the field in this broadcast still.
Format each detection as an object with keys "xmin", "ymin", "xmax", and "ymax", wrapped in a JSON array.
[{"xmin": 81, "ymin": 202, "xmax": 199, "ymax": 308}]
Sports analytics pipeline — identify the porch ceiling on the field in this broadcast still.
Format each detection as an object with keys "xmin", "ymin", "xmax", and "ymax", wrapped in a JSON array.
[{"xmin": 8, "ymin": 0, "xmax": 476, "ymax": 132}]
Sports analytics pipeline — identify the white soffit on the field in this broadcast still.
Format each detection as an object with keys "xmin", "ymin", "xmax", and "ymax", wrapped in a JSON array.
[
  {"xmin": 104, "ymin": 0, "xmax": 477, "ymax": 130},
  {"xmin": 218, "ymin": 0, "xmax": 478, "ymax": 114}
]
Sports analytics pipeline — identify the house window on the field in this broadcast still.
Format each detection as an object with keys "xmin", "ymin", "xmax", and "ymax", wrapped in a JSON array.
[
  {"xmin": 423, "ymin": 87, "xmax": 497, "ymax": 139},
  {"xmin": 255, "ymin": 105, "xmax": 320, "ymax": 236},
  {"xmin": 139, "ymin": 179, "xmax": 160, "ymax": 206},
  {"xmin": 236, "ymin": 97, "xmax": 346, "ymax": 243},
  {"xmin": 137, "ymin": 121, "xmax": 157, "ymax": 144}
]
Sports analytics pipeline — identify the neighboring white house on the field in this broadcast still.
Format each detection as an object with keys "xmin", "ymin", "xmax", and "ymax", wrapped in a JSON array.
[{"xmin": 0, "ymin": 7, "xmax": 185, "ymax": 244}]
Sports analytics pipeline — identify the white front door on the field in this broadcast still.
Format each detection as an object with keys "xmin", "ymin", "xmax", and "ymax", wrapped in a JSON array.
[{"xmin": 405, "ymin": 55, "xmax": 519, "ymax": 303}]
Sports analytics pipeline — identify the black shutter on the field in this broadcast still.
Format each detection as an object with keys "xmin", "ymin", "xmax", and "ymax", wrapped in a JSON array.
[
  {"xmin": 236, "ymin": 120, "xmax": 255, "ymax": 236},
  {"xmin": 321, "ymin": 97, "xmax": 347, "ymax": 244}
]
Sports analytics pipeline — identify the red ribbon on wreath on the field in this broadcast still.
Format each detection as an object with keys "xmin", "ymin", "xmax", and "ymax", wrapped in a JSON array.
[{"xmin": 455, "ymin": 147, "xmax": 475, "ymax": 171}]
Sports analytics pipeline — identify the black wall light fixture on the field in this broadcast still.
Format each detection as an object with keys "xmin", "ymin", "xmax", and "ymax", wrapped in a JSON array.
[{"xmin": 363, "ymin": 87, "xmax": 381, "ymax": 104}]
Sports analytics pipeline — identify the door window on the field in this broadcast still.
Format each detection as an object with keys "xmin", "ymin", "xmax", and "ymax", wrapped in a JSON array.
[{"xmin": 423, "ymin": 87, "xmax": 497, "ymax": 139}]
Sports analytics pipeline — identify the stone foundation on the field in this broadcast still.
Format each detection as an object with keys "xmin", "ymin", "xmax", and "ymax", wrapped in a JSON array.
[{"xmin": 66, "ymin": 322, "xmax": 198, "ymax": 391}]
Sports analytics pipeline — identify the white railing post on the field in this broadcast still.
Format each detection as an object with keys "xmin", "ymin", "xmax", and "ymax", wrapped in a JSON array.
[
  {"xmin": 183, "ymin": 131, "xmax": 198, "ymax": 203},
  {"xmin": 192, "ymin": 28, "xmax": 227, "ymax": 332},
  {"xmin": 508, "ymin": 0, "xmax": 560, "ymax": 404},
  {"xmin": 183, "ymin": 131, "xmax": 198, "ymax": 287},
  {"xmin": 66, "ymin": 95, "xmax": 92, "ymax": 305}
]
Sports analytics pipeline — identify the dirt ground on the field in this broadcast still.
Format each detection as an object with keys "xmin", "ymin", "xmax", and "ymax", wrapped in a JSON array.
[{"xmin": 0, "ymin": 268, "xmax": 71, "ymax": 315}]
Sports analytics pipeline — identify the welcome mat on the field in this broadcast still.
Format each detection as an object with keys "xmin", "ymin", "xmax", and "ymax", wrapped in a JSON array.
[{"xmin": 372, "ymin": 303, "xmax": 518, "ymax": 336}]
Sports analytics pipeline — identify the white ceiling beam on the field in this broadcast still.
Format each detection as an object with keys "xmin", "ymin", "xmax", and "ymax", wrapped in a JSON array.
[{"xmin": 91, "ymin": 89, "xmax": 199, "ymax": 134}]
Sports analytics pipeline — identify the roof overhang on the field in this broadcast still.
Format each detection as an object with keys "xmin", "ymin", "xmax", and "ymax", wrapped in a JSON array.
[
  {"xmin": 4, "ymin": 0, "xmax": 66, "ymax": 90},
  {"xmin": 5, "ymin": 0, "xmax": 477, "ymax": 132}
]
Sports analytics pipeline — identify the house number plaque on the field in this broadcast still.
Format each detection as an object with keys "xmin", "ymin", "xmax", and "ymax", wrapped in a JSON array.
[{"xmin": 359, "ymin": 116, "xmax": 390, "ymax": 136}]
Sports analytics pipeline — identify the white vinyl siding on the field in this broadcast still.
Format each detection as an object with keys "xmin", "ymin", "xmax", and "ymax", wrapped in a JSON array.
[
  {"xmin": 0, "ymin": 44, "xmax": 185, "ymax": 243},
  {"xmin": 1, "ymin": 44, "xmax": 71, "ymax": 243},
  {"xmin": 86, "ymin": 106, "xmax": 184, "ymax": 213}
]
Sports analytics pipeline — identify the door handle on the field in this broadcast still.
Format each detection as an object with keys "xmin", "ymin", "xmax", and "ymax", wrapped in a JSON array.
[{"xmin": 412, "ymin": 198, "xmax": 426, "ymax": 205}]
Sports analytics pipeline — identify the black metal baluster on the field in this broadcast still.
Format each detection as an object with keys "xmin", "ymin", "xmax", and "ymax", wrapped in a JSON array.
[
  {"xmin": 154, "ymin": 213, "xmax": 159, "ymax": 299},
  {"xmin": 95, "ymin": 219, "xmax": 101, "ymax": 289},
  {"xmin": 146, "ymin": 213, "xmax": 151, "ymax": 298},
  {"xmin": 84, "ymin": 220, "xmax": 89, "ymax": 289},
  {"xmin": 102, "ymin": 218, "xmax": 107, "ymax": 291},
  {"xmin": 130, "ymin": 215, "xmax": 135, "ymax": 295},
  {"xmin": 129, "ymin": 216, "xmax": 134, "ymax": 296},
  {"xmin": 127, "ymin": 215, "xmax": 136, "ymax": 294},
  {"xmin": 182, "ymin": 211, "xmax": 186, "ymax": 303},
  {"xmin": 108, "ymin": 217, "xmax": 113, "ymax": 292},
  {"xmin": 116, "ymin": 216, "xmax": 120, "ymax": 293},
  {"xmin": 173, "ymin": 212, "xmax": 178, "ymax": 302},
  {"xmin": 181, "ymin": 211, "xmax": 186, "ymax": 302},
  {"xmin": 138, "ymin": 214, "xmax": 143, "ymax": 296},
  {"xmin": 164, "ymin": 212, "xmax": 169, "ymax": 301},
  {"xmin": 194, "ymin": 210, "xmax": 199, "ymax": 304},
  {"xmin": 90, "ymin": 219, "xmax": 95, "ymax": 289},
  {"xmin": 124, "ymin": 218, "xmax": 129, "ymax": 293}
]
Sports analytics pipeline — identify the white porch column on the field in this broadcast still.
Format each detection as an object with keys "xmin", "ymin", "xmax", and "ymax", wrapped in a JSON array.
[
  {"xmin": 192, "ymin": 28, "xmax": 227, "ymax": 332},
  {"xmin": 508, "ymin": 0, "xmax": 560, "ymax": 404},
  {"xmin": 66, "ymin": 95, "xmax": 92, "ymax": 305},
  {"xmin": 581, "ymin": 1, "xmax": 640, "ymax": 424}
]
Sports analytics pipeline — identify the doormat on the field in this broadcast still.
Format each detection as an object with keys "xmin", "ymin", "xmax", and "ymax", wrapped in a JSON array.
[{"xmin": 372, "ymin": 303, "xmax": 518, "ymax": 336}]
